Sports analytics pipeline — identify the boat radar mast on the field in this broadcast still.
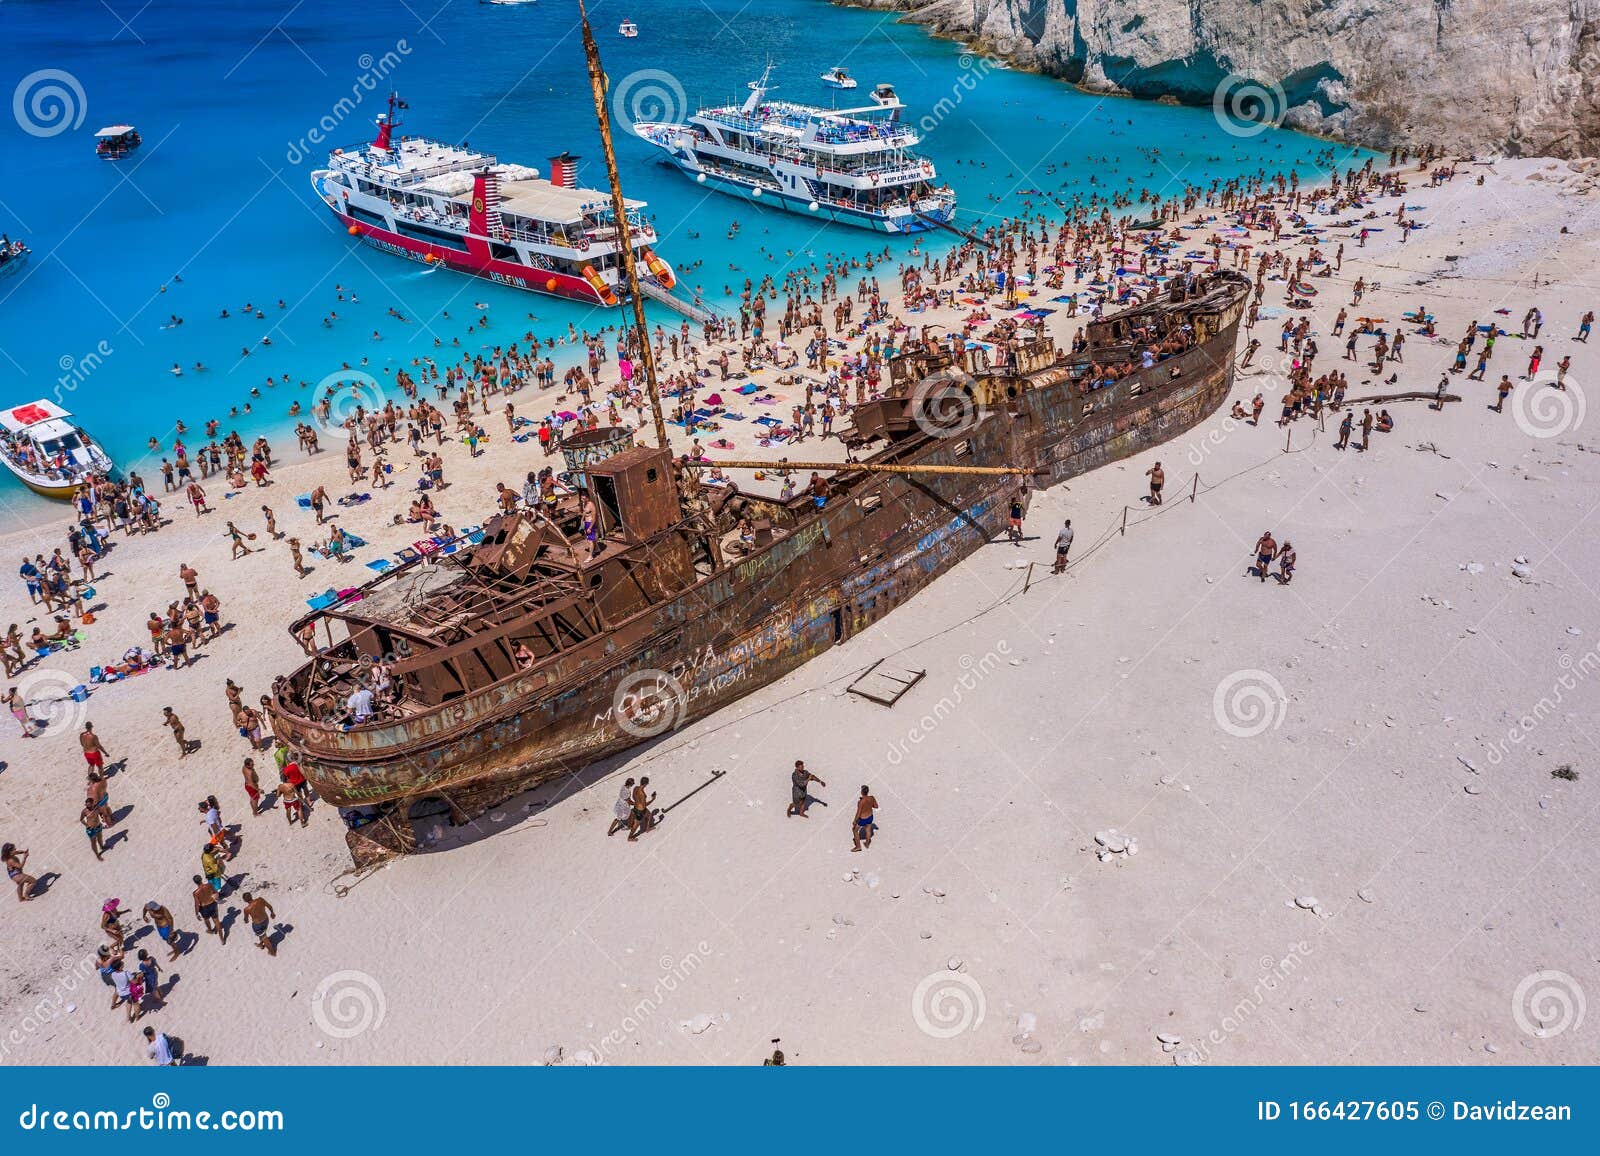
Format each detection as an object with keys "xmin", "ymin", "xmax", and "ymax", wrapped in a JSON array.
[
  {"xmin": 577, "ymin": 0, "xmax": 670, "ymax": 453},
  {"xmin": 371, "ymin": 92, "xmax": 408, "ymax": 153}
]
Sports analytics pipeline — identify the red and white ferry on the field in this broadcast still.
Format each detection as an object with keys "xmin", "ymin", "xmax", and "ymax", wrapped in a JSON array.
[{"xmin": 312, "ymin": 95, "xmax": 676, "ymax": 307}]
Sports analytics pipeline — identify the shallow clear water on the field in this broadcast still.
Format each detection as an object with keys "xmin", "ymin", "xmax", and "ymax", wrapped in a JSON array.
[{"xmin": 0, "ymin": 0, "xmax": 1352, "ymax": 524}]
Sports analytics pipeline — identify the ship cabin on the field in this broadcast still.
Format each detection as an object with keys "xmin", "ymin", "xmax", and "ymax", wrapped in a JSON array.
[{"xmin": 276, "ymin": 432, "xmax": 803, "ymax": 729}]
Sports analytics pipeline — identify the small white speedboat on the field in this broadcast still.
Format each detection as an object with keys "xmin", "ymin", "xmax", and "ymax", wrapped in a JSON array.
[
  {"xmin": 0, "ymin": 400, "xmax": 119, "ymax": 499},
  {"xmin": 618, "ymin": 19, "xmax": 639, "ymax": 37},
  {"xmin": 820, "ymin": 67, "xmax": 857, "ymax": 90}
]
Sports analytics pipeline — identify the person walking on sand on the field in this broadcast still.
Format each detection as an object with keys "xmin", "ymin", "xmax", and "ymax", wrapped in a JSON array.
[
  {"xmin": 81, "ymin": 799, "xmax": 107, "ymax": 860},
  {"xmin": 1337, "ymin": 411, "xmax": 1352, "ymax": 450},
  {"xmin": 1277, "ymin": 540, "xmax": 1297, "ymax": 585},
  {"xmin": 144, "ymin": 1025, "xmax": 179, "ymax": 1066},
  {"xmin": 241, "ymin": 891, "xmax": 276, "ymax": 956},
  {"xmin": 141, "ymin": 900, "xmax": 182, "ymax": 961},
  {"xmin": 288, "ymin": 537, "xmax": 307, "ymax": 578},
  {"xmin": 1495, "ymin": 375, "xmax": 1514, "ymax": 412},
  {"xmin": 627, "ymin": 776, "xmax": 656, "ymax": 841},
  {"xmin": 1145, "ymin": 461, "xmax": 1164, "ymax": 506},
  {"xmin": 1253, "ymin": 531, "xmax": 1278, "ymax": 582},
  {"xmin": 787, "ymin": 760, "xmax": 826, "ymax": 818},
  {"xmin": 851, "ymin": 785, "xmax": 878, "ymax": 852},
  {"xmin": 1359, "ymin": 408, "xmax": 1374, "ymax": 451},
  {"xmin": 1052, "ymin": 519, "xmax": 1074, "ymax": 574},
  {"xmin": 191, "ymin": 875, "xmax": 223, "ymax": 942},
  {"xmin": 1007, "ymin": 489, "xmax": 1025, "ymax": 546},
  {"xmin": 1526, "ymin": 344, "xmax": 1543, "ymax": 381},
  {"xmin": 607, "ymin": 777, "xmax": 636, "ymax": 836},
  {"xmin": 6, "ymin": 687, "xmax": 36, "ymax": 738},
  {"xmin": 162, "ymin": 707, "xmax": 189, "ymax": 758}
]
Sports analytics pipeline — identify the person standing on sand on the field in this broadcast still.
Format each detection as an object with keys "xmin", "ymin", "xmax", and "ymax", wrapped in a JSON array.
[
  {"xmin": 1277, "ymin": 541, "xmax": 1297, "ymax": 585},
  {"xmin": 310, "ymin": 485, "xmax": 329, "ymax": 525},
  {"xmin": 141, "ymin": 900, "xmax": 182, "ymax": 961},
  {"xmin": 241, "ymin": 891, "xmax": 277, "ymax": 956},
  {"xmin": 851, "ymin": 785, "xmax": 878, "ymax": 852},
  {"xmin": 288, "ymin": 537, "xmax": 307, "ymax": 578},
  {"xmin": 162, "ymin": 707, "xmax": 189, "ymax": 758},
  {"xmin": 191, "ymin": 875, "xmax": 223, "ymax": 942},
  {"xmin": 276, "ymin": 775, "xmax": 307, "ymax": 826},
  {"xmin": 1577, "ymin": 310, "xmax": 1593, "ymax": 342},
  {"xmin": 1336, "ymin": 411, "xmax": 1353, "ymax": 450},
  {"xmin": 1145, "ymin": 461, "xmax": 1164, "ymax": 505},
  {"xmin": 262, "ymin": 504, "xmax": 279, "ymax": 539},
  {"xmin": 1359, "ymin": 408, "xmax": 1374, "ymax": 451},
  {"xmin": 186, "ymin": 481, "xmax": 208, "ymax": 516},
  {"xmin": 1052, "ymin": 519, "xmax": 1074, "ymax": 574},
  {"xmin": 241, "ymin": 757, "xmax": 264, "ymax": 816},
  {"xmin": 4, "ymin": 843, "xmax": 39, "ymax": 901},
  {"xmin": 787, "ymin": 760, "xmax": 826, "ymax": 818},
  {"xmin": 80, "ymin": 721, "xmax": 110, "ymax": 772}
]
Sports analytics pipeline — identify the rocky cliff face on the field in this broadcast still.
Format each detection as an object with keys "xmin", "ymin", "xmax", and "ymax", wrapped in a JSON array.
[{"xmin": 834, "ymin": 0, "xmax": 1600, "ymax": 157}]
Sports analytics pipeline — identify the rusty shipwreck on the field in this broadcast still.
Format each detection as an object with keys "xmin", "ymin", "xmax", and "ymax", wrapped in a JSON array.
[{"xmin": 268, "ymin": 270, "xmax": 1250, "ymax": 862}]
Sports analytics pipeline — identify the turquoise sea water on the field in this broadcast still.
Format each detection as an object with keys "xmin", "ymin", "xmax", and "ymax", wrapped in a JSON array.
[{"xmin": 0, "ymin": 0, "xmax": 1352, "ymax": 523}]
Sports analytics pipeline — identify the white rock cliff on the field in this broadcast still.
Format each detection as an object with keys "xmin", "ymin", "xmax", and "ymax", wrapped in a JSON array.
[{"xmin": 832, "ymin": 0, "xmax": 1599, "ymax": 156}]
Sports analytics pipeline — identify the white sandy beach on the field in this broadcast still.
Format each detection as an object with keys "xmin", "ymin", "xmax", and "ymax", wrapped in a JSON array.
[{"xmin": 2, "ymin": 155, "xmax": 1597, "ymax": 1066}]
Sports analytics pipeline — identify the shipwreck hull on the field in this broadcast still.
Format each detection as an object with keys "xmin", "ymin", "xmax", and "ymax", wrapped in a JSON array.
[{"xmin": 272, "ymin": 274, "xmax": 1248, "ymax": 860}]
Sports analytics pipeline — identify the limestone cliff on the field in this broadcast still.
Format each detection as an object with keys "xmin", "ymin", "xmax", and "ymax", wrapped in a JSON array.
[{"xmin": 831, "ymin": 0, "xmax": 1600, "ymax": 157}]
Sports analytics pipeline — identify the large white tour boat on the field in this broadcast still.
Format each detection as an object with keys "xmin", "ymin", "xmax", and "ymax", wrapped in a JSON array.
[
  {"xmin": 312, "ymin": 94, "xmax": 677, "ymax": 307},
  {"xmin": 634, "ymin": 68, "xmax": 956, "ymax": 234}
]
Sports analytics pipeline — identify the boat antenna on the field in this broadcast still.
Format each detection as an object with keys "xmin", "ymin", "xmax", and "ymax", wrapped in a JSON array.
[{"xmin": 577, "ymin": 0, "xmax": 670, "ymax": 455}]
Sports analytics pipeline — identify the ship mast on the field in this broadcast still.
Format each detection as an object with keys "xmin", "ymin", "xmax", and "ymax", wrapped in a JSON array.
[{"xmin": 577, "ymin": 0, "xmax": 671, "ymax": 454}]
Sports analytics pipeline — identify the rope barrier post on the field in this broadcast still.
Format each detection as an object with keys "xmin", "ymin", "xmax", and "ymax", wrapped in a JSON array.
[
  {"xmin": 1023, "ymin": 561, "xmax": 1035, "ymax": 594},
  {"xmin": 1190, "ymin": 474, "xmax": 1198, "ymax": 503},
  {"xmin": 1284, "ymin": 425, "xmax": 1292, "ymax": 453},
  {"xmin": 1120, "ymin": 506, "xmax": 1128, "ymax": 537}
]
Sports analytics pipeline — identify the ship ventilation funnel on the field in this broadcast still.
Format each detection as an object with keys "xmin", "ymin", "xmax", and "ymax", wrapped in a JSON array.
[{"xmin": 548, "ymin": 153, "xmax": 579, "ymax": 188}]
